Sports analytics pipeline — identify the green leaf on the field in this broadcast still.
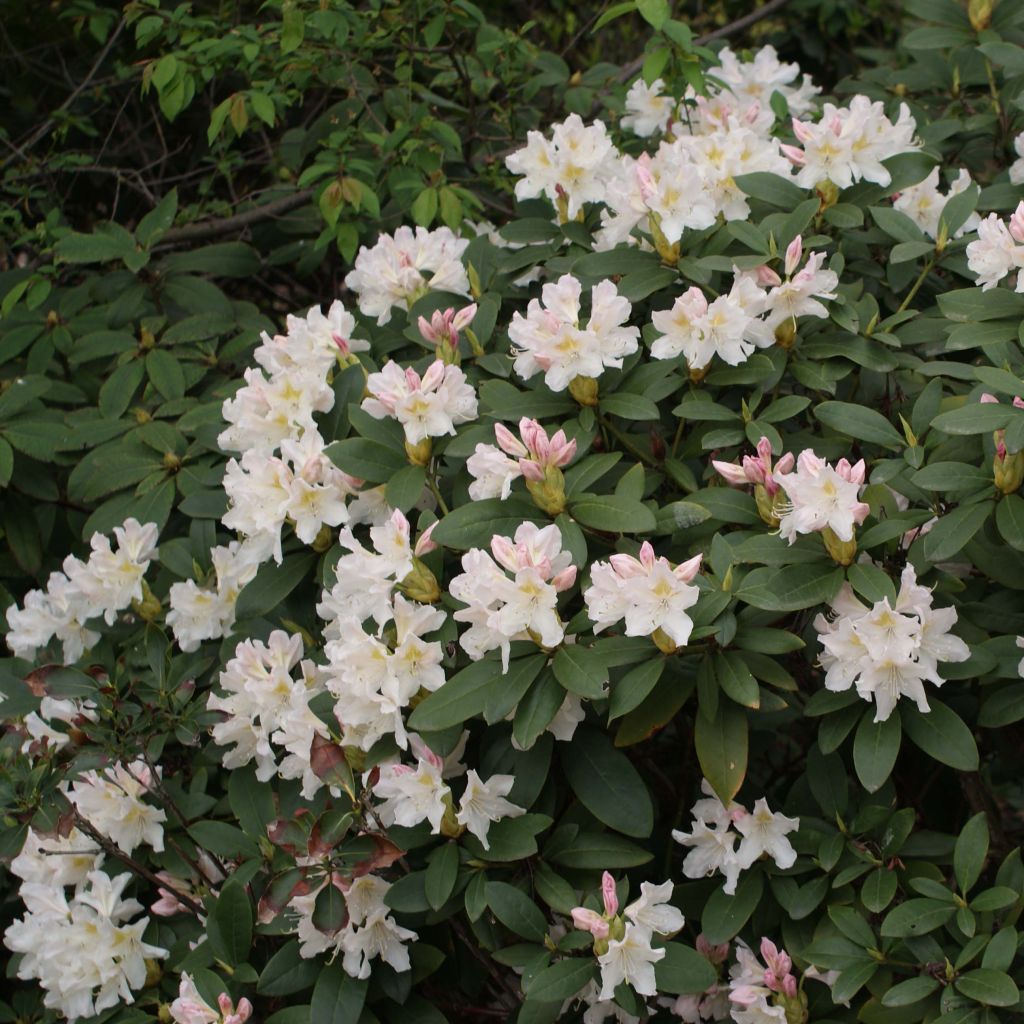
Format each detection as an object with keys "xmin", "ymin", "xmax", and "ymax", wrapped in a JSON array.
[
  {"xmin": 524, "ymin": 958, "xmax": 597, "ymax": 1002},
  {"xmin": 206, "ymin": 881, "xmax": 253, "ymax": 966},
  {"xmin": 954, "ymin": 813, "xmax": 989, "ymax": 895},
  {"xmin": 552, "ymin": 645, "xmax": 608, "ymax": 699},
  {"xmin": 258, "ymin": 941, "xmax": 320, "ymax": 996},
  {"xmin": 831, "ymin": 961, "xmax": 880, "ymax": 1003},
  {"xmin": 815, "ymin": 401, "xmax": 905, "ymax": 448},
  {"xmin": 609, "ymin": 657, "xmax": 664, "ymax": 721},
  {"xmin": 880, "ymin": 898, "xmax": 956, "ymax": 937},
  {"xmin": 570, "ymin": 493, "xmax": 656, "ymax": 533},
  {"xmin": 636, "ymin": 0, "xmax": 669, "ymax": 29},
  {"xmin": 136, "ymin": 189, "xmax": 178, "ymax": 247},
  {"xmin": 0, "ymin": 437, "xmax": 12, "ymax": 488},
  {"xmin": 228, "ymin": 765, "xmax": 276, "ymax": 837},
  {"xmin": 55, "ymin": 224, "xmax": 137, "ymax": 264},
  {"xmin": 235, "ymin": 553, "xmax": 317, "ymax": 620},
  {"xmin": 425, "ymin": 842, "xmax": 459, "ymax": 911},
  {"xmin": 325, "ymin": 437, "xmax": 407, "ymax": 484},
  {"xmin": 654, "ymin": 944, "xmax": 717, "ymax": 994},
  {"xmin": 853, "ymin": 711, "xmax": 901, "ymax": 794},
  {"xmin": 146, "ymin": 349, "xmax": 186, "ymax": 401},
  {"xmin": 736, "ymin": 565, "xmax": 844, "ymax": 612},
  {"xmin": 485, "ymin": 881, "xmax": 547, "ymax": 941},
  {"xmin": 922, "ymin": 503, "xmax": 992, "ymax": 563},
  {"xmin": 411, "ymin": 188, "xmax": 439, "ymax": 226},
  {"xmin": 882, "ymin": 976, "xmax": 940, "ymax": 1007},
  {"xmin": 955, "ymin": 969, "xmax": 1020, "ymax": 1007},
  {"xmin": 311, "ymin": 970, "xmax": 367, "ymax": 1024},
  {"xmin": 701, "ymin": 871, "xmax": 763, "ymax": 943},
  {"xmin": 995, "ymin": 494, "xmax": 1024, "ymax": 551},
  {"xmin": 561, "ymin": 726, "xmax": 654, "ymax": 837},
  {"xmin": 600, "ymin": 393, "xmax": 660, "ymax": 420},
  {"xmin": 869, "ymin": 206, "xmax": 928, "ymax": 243},
  {"xmin": 281, "ymin": 1, "xmax": 305, "ymax": 53},
  {"xmin": 694, "ymin": 703, "xmax": 748, "ymax": 804},
  {"xmin": 734, "ymin": 172, "xmax": 807, "ymax": 208},
  {"xmin": 513, "ymin": 669, "xmax": 566, "ymax": 750},
  {"xmin": 385, "ymin": 464, "xmax": 426, "ymax": 511},
  {"xmin": 901, "ymin": 701, "xmax": 979, "ymax": 772},
  {"xmin": 430, "ymin": 498, "xmax": 543, "ymax": 549},
  {"xmin": 410, "ymin": 654, "xmax": 545, "ymax": 731},
  {"xmin": 931, "ymin": 403, "xmax": 1018, "ymax": 434},
  {"xmin": 715, "ymin": 652, "xmax": 759, "ymax": 709},
  {"xmin": 312, "ymin": 884, "xmax": 346, "ymax": 933}
]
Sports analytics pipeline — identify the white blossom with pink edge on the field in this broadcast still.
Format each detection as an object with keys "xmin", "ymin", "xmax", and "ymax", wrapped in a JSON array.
[
  {"xmin": 449, "ymin": 522, "xmax": 576, "ymax": 671},
  {"xmin": 467, "ymin": 417, "xmax": 577, "ymax": 501},
  {"xmin": 362, "ymin": 358, "xmax": 478, "ymax": 445},
  {"xmin": 773, "ymin": 450, "xmax": 870, "ymax": 545},
  {"xmin": 584, "ymin": 542, "xmax": 702, "ymax": 651},
  {"xmin": 966, "ymin": 202, "xmax": 1024, "ymax": 291},
  {"xmin": 728, "ymin": 939, "xmax": 801, "ymax": 1024},
  {"xmin": 169, "ymin": 974, "xmax": 253, "ymax": 1024},
  {"xmin": 509, "ymin": 273, "xmax": 640, "ymax": 393},
  {"xmin": 672, "ymin": 781, "xmax": 799, "ymax": 895},
  {"xmin": 813, "ymin": 564, "xmax": 969, "ymax": 722}
]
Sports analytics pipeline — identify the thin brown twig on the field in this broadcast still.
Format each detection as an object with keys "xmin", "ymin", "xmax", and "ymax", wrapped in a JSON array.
[{"xmin": 157, "ymin": 188, "xmax": 315, "ymax": 244}]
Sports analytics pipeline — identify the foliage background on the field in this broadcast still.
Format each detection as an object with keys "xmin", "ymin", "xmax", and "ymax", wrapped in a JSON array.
[{"xmin": 2, "ymin": 2, "xmax": 1024, "ymax": 1024}]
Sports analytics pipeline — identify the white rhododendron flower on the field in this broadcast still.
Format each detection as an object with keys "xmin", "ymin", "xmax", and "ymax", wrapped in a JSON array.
[
  {"xmin": 966, "ymin": 202, "xmax": 1024, "ymax": 291},
  {"xmin": 782, "ymin": 96, "xmax": 918, "ymax": 188},
  {"xmin": 456, "ymin": 769, "xmax": 525, "ymax": 849},
  {"xmin": 893, "ymin": 167, "xmax": 979, "ymax": 240},
  {"xmin": 344, "ymin": 225, "xmax": 471, "ymax": 324},
  {"xmin": 363, "ymin": 358, "xmax": 478, "ymax": 443},
  {"xmin": 66, "ymin": 760, "xmax": 167, "ymax": 855},
  {"xmin": 621, "ymin": 78, "xmax": 675, "ymax": 137},
  {"xmin": 467, "ymin": 417, "xmax": 577, "ymax": 501},
  {"xmin": 510, "ymin": 274, "xmax": 640, "ymax": 392},
  {"xmin": 814, "ymin": 564, "xmax": 970, "ymax": 721},
  {"xmin": 672, "ymin": 781, "xmax": 798, "ymax": 895},
  {"xmin": 450, "ymin": 522, "xmax": 576, "ymax": 670},
  {"xmin": 6, "ymin": 518, "xmax": 159, "ymax": 664},
  {"xmin": 4, "ymin": 869, "xmax": 167, "ymax": 1022},
  {"xmin": 773, "ymin": 449, "xmax": 870, "ymax": 544},
  {"xmin": 11, "ymin": 827, "xmax": 102, "ymax": 888},
  {"xmin": 506, "ymin": 113, "xmax": 618, "ymax": 218},
  {"xmin": 1011, "ymin": 131, "xmax": 1024, "ymax": 185},
  {"xmin": 585, "ymin": 541, "xmax": 702, "ymax": 649}
]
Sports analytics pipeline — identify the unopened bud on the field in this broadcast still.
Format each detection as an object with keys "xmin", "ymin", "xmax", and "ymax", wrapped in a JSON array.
[
  {"xmin": 822, "ymin": 526, "xmax": 857, "ymax": 566},
  {"xmin": 405, "ymin": 437, "xmax": 432, "ymax": 467},
  {"xmin": 568, "ymin": 375, "xmax": 599, "ymax": 407}
]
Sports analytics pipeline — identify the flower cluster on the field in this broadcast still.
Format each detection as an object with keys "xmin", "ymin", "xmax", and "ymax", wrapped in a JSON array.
[
  {"xmin": 6, "ymin": 518, "xmax": 158, "ymax": 664},
  {"xmin": 344, "ymin": 225, "xmax": 471, "ymax": 325},
  {"xmin": 814, "ymin": 565, "xmax": 970, "ymax": 722},
  {"xmin": 672, "ymin": 781, "xmax": 799, "ymax": 895},
  {"xmin": 571, "ymin": 871, "xmax": 685, "ymax": 1000},
  {"xmin": 291, "ymin": 874, "xmax": 418, "ymax": 977},
  {"xmin": 783, "ymin": 96, "xmax": 918, "ymax": 189},
  {"xmin": 5, "ymin": 829, "xmax": 165, "ymax": 1021},
  {"xmin": 170, "ymin": 975, "xmax": 252, "ymax": 1024},
  {"xmin": 584, "ymin": 542, "xmax": 702, "ymax": 652},
  {"xmin": 509, "ymin": 273, "xmax": 640, "ymax": 394},
  {"xmin": 467, "ymin": 416, "xmax": 577, "ymax": 508},
  {"xmin": 966, "ymin": 200, "xmax": 1024, "ymax": 291},
  {"xmin": 363, "ymin": 358, "xmax": 478, "ymax": 447},
  {"xmin": 450, "ymin": 522, "xmax": 577, "ymax": 670},
  {"xmin": 893, "ymin": 167, "xmax": 979, "ymax": 241},
  {"xmin": 371, "ymin": 741, "xmax": 525, "ymax": 849}
]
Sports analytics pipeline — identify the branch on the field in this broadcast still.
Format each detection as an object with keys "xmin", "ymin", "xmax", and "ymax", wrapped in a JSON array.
[
  {"xmin": 2, "ymin": 18, "xmax": 127, "ymax": 170},
  {"xmin": 158, "ymin": 188, "xmax": 315, "ymax": 244}
]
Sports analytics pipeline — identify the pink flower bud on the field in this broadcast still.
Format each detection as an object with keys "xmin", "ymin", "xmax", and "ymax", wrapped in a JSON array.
[
  {"xmin": 780, "ymin": 144, "xmax": 806, "ymax": 167},
  {"xmin": 756, "ymin": 264, "xmax": 782, "ymax": 287},
  {"xmin": 601, "ymin": 871, "xmax": 619, "ymax": 916},
  {"xmin": 404, "ymin": 366, "xmax": 422, "ymax": 391},
  {"xmin": 495, "ymin": 422, "xmax": 528, "ymax": 458},
  {"xmin": 551, "ymin": 566, "xmax": 578, "ymax": 592},
  {"xmin": 673, "ymin": 552, "xmax": 703, "ymax": 583},
  {"xmin": 785, "ymin": 236, "xmax": 803, "ymax": 277},
  {"xmin": 783, "ymin": 975, "xmax": 797, "ymax": 999},
  {"xmin": 417, "ymin": 315, "xmax": 441, "ymax": 344},
  {"xmin": 712, "ymin": 459, "xmax": 752, "ymax": 487},
  {"xmin": 414, "ymin": 521, "xmax": 438, "ymax": 557},
  {"xmin": 453, "ymin": 303, "xmax": 478, "ymax": 332},
  {"xmin": 571, "ymin": 907, "xmax": 610, "ymax": 938},
  {"xmin": 774, "ymin": 451, "xmax": 795, "ymax": 475},
  {"xmin": 490, "ymin": 535, "xmax": 519, "ymax": 573},
  {"xmin": 390, "ymin": 508, "xmax": 410, "ymax": 542},
  {"xmin": 791, "ymin": 117, "xmax": 814, "ymax": 143},
  {"xmin": 638, "ymin": 542, "xmax": 656, "ymax": 571},
  {"xmin": 518, "ymin": 459, "xmax": 546, "ymax": 482},
  {"xmin": 981, "ymin": 393, "xmax": 999, "ymax": 404},
  {"xmin": 420, "ymin": 359, "xmax": 446, "ymax": 392},
  {"xmin": 609, "ymin": 552, "xmax": 647, "ymax": 579}
]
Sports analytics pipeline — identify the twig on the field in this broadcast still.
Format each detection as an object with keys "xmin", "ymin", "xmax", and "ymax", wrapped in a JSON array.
[
  {"xmin": 157, "ymin": 188, "xmax": 315, "ymax": 244},
  {"xmin": 3, "ymin": 18, "xmax": 127, "ymax": 169}
]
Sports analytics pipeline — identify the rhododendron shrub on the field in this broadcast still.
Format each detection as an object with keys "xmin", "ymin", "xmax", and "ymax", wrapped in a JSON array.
[{"xmin": 4, "ymin": 10, "xmax": 1024, "ymax": 1024}]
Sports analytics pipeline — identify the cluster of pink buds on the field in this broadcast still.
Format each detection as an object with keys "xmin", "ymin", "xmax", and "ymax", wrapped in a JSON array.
[
  {"xmin": 170, "ymin": 976, "xmax": 253, "ymax": 1024},
  {"xmin": 417, "ymin": 303, "xmax": 478, "ymax": 362},
  {"xmin": 390, "ymin": 510, "xmax": 441, "ymax": 604},
  {"xmin": 756, "ymin": 236, "xmax": 806, "ymax": 289},
  {"xmin": 501, "ymin": 417, "xmax": 578, "ymax": 515},
  {"xmin": 981, "ymin": 393, "xmax": 1024, "ymax": 494},
  {"xmin": 759, "ymin": 938, "xmax": 798, "ymax": 999},
  {"xmin": 729, "ymin": 938, "xmax": 806, "ymax": 1024},
  {"xmin": 712, "ymin": 436, "xmax": 795, "ymax": 525}
]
